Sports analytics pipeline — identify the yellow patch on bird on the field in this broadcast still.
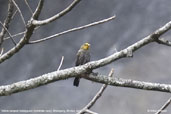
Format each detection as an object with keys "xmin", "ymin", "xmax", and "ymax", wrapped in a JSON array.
[{"xmin": 81, "ymin": 43, "xmax": 90, "ymax": 50}]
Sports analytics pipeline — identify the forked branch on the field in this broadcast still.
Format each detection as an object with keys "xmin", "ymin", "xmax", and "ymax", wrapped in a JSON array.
[
  {"xmin": 32, "ymin": 0, "xmax": 81, "ymax": 26},
  {"xmin": 77, "ymin": 69, "xmax": 114, "ymax": 114},
  {"xmin": 29, "ymin": 16, "xmax": 115, "ymax": 44},
  {"xmin": 0, "ymin": 20, "xmax": 171, "ymax": 96}
]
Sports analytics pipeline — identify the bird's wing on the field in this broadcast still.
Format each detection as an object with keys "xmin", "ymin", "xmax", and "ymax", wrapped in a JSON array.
[
  {"xmin": 75, "ymin": 50, "xmax": 84, "ymax": 66},
  {"xmin": 75, "ymin": 50, "xmax": 90, "ymax": 66}
]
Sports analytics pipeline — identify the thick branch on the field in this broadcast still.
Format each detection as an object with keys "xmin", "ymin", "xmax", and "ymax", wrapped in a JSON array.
[
  {"xmin": 32, "ymin": 0, "xmax": 81, "ymax": 26},
  {"xmin": 0, "ymin": 20, "xmax": 171, "ymax": 95},
  {"xmin": 89, "ymin": 21, "xmax": 171, "ymax": 69},
  {"xmin": 0, "ymin": 69, "xmax": 171, "ymax": 96},
  {"xmin": 0, "ymin": 25, "xmax": 34, "ymax": 63},
  {"xmin": 85, "ymin": 74, "xmax": 171, "ymax": 93},
  {"xmin": 32, "ymin": 0, "xmax": 44, "ymax": 20}
]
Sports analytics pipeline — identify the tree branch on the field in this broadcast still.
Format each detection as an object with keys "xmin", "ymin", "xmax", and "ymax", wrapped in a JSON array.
[
  {"xmin": 4, "ymin": 31, "xmax": 26, "ymax": 40},
  {"xmin": 24, "ymin": 0, "xmax": 33, "ymax": 14},
  {"xmin": 78, "ymin": 69, "xmax": 114, "ymax": 114},
  {"xmin": 0, "ymin": 21, "xmax": 16, "ymax": 45},
  {"xmin": 0, "ymin": 0, "xmax": 44, "ymax": 63},
  {"xmin": 88, "ymin": 21, "xmax": 171, "ymax": 69},
  {"xmin": 57, "ymin": 56, "xmax": 64, "ymax": 71},
  {"xmin": 4, "ymin": 26, "xmax": 40, "ymax": 40},
  {"xmin": 0, "ymin": 0, "xmax": 14, "ymax": 47},
  {"xmin": 28, "ymin": 15, "xmax": 116, "ymax": 44},
  {"xmin": 0, "ymin": 48, "xmax": 4, "ymax": 56},
  {"xmin": 85, "ymin": 74, "xmax": 171, "ymax": 92},
  {"xmin": 0, "ymin": 20, "xmax": 171, "ymax": 96},
  {"xmin": 84, "ymin": 109, "xmax": 98, "ymax": 114},
  {"xmin": 12, "ymin": 0, "xmax": 26, "ymax": 26},
  {"xmin": 155, "ymin": 97, "xmax": 171, "ymax": 114},
  {"xmin": 32, "ymin": 0, "xmax": 44, "ymax": 20},
  {"xmin": 89, "ymin": 69, "xmax": 114, "ymax": 109},
  {"xmin": 0, "ymin": 69, "xmax": 171, "ymax": 96},
  {"xmin": 155, "ymin": 38, "xmax": 171, "ymax": 46},
  {"xmin": 32, "ymin": 0, "xmax": 81, "ymax": 26}
]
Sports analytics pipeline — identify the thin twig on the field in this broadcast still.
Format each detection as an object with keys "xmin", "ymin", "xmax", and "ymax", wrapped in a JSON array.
[
  {"xmin": 11, "ymin": 10, "xmax": 17, "ymax": 19},
  {"xmin": 0, "ymin": 0, "xmax": 14, "ymax": 47},
  {"xmin": 84, "ymin": 109, "xmax": 98, "ymax": 114},
  {"xmin": 32, "ymin": 0, "xmax": 81, "ymax": 26},
  {"xmin": 0, "ymin": 48, "xmax": 4, "ymax": 56},
  {"xmin": 0, "ymin": 21, "xmax": 16, "ymax": 45},
  {"xmin": 155, "ymin": 97, "xmax": 171, "ymax": 114},
  {"xmin": 29, "ymin": 15, "xmax": 116, "ymax": 44},
  {"xmin": 4, "ymin": 26, "xmax": 40, "ymax": 40},
  {"xmin": 87, "ymin": 69, "xmax": 114, "ymax": 109},
  {"xmin": 57, "ymin": 56, "xmax": 64, "ymax": 71},
  {"xmin": 4, "ymin": 31, "xmax": 26, "ymax": 40},
  {"xmin": 156, "ymin": 38, "xmax": 171, "ymax": 46},
  {"xmin": 12, "ymin": 0, "xmax": 26, "ymax": 26},
  {"xmin": 77, "ymin": 69, "xmax": 114, "ymax": 114},
  {"xmin": 24, "ymin": 0, "xmax": 33, "ymax": 14}
]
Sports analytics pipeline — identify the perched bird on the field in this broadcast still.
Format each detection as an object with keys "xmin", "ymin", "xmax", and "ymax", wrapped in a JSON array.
[{"xmin": 73, "ymin": 43, "xmax": 91, "ymax": 87}]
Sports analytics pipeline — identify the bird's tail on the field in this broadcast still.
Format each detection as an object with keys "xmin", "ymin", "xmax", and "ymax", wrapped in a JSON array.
[{"xmin": 73, "ymin": 77, "xmax": 80, "ymax": 87}]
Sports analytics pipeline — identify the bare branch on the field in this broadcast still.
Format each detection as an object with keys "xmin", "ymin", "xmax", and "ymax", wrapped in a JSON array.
[
  {"xmin": 87, "ymin": 21, "xmax": 171, "ymax": 69},
  {"xmin": 0, "ymin": 0, "xmax": 14, "ymax": 47},
  {"xmin": 57, "ymin": 56, "xmax": 64, "ymax": 71},
  {"xmin": 0, "ymin": 29, "xmax": 32, "ymax": 63},
  {"xmin": 11, "ymin": 10, "xmax": 17, "ymax": 19},
  {"xmin": 0, "ymin": 20, "xmax": 171, "ymax": 95},
  {"xmin": 0, "ymin": 48, "xmax": 4, "ymax": 56},
  {"xmin": 28, "ymin": 15, "xmax": 116, "ymax": 44},
  {"xmin": 0, "ymin": 68, "xmax": 171, "ymax": 96},
  {"xmin": 32, "ymin": 0, "xmax": 81, "ymax": 26},
  {"xmin": 12, "ymin": 0, "xmax": 26, "ymax": 26},
  {"xmin": 155, "ymin": 97, "xmax": 171, "ymax": 114},
  {"xmin": 4, "ymin": 31, "xmax": 26, "ymax": 40},
  {"xmin": 32, "ymin": 0, "xmax": 44, "ymax": 19},
  {"xmin": 86, "ymin": 69, "xmax": 114, "ymax": 109},
  {"xmin": 0, "ymin": 0, "xmax": 44, "ymax": 63},
  {"xmin": 0, "ymin": 21, "xmax": 16, "ymax": 45},
  {"xmin": 78, "ymin": 69, "xmax": 114, "ymax": 114},
  {"xmin": 4, "ymin": 26, "xmax": 40, "ymax": 40},
  {"xmin": 84, "ymin": 109, "xmax": 98, "ymax": 114},
  {"xmin": 155, "ymin": 38, "xmax": 171, "ymax": 46},
  {"xmin": 85, "ymin": 74, "xmax": 171, "ymax": 92},
  {"xmin": 24, "ymin": 0, "xmax": 33, "ymax": 14}
]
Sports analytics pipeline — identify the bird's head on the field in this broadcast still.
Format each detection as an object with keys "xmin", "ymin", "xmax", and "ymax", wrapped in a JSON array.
[{"xmin": 81, "ymin": 43, "xmax": 90, "ymax": 50}]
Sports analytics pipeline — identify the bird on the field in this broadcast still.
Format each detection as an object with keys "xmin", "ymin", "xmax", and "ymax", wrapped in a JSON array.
[{"xmin": 73, "ymin": 43, "xmax": 91, "ymax": 87}]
